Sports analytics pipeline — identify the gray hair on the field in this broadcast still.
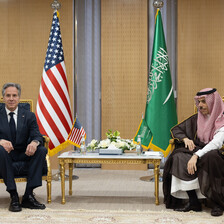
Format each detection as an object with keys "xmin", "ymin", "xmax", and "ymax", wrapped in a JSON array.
[{"xmin": 2, "ymin": 83, "xmax": 21, "ymax": 97}]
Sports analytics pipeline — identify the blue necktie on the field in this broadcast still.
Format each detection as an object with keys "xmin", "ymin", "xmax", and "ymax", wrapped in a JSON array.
[{"xmin": 9, "ymin": 112, "xmax": 16, "ymax": 145}]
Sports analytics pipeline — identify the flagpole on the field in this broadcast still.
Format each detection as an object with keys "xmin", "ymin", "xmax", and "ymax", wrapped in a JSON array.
[
  {"xmin": 140, "ymin": 0, "xmax": 164, "ymax": 183},
  {"xmin": 49, "ymin": 0, "xmax": 63, "ymax": 182},
  {"xmin": 49, "ymin": 0, "xmax": 79, "ymax": 181}
]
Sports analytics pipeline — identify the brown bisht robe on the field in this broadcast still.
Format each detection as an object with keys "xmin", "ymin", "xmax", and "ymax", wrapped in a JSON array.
[
  {"xmin": 163, "ymin": 113, "xmax": 224, "ymax": 209},
  {"xmin": 197, "ymin": 149, "xmax": 224, "ymax": 209},
  {"xmin": 163, "ymin": 114, "xmax": 206, "ymax": 209}
]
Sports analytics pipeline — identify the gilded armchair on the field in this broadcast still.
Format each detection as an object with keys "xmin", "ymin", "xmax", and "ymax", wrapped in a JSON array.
[{"xmin": 0, "ymin": 99, "xmax": 52, "ymax": 203}]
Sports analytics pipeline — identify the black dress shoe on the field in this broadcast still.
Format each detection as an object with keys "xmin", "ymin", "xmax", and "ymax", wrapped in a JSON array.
[
  {"xmin": 9, "ymin": 195, "xmax": 22, "ymax": 212},
  {"xmin": 211, "ymin": 206, "xmax": 223, "ymax": 216},
  {"xmin": 21, "ymin": 193, "xmax": 46, "ymax": 210},
  {"xmin": 174, "ymin": 202, "xmax": 202, "ymax": 212}
]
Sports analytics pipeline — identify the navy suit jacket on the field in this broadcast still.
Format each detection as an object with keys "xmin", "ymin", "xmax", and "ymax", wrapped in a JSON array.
[{"xmin": 0, "ymin": 104, "xmax": 43, "ymax": 152}]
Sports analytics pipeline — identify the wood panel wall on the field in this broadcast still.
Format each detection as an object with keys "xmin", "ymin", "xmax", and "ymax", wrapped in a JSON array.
[
  {"xmin": 101, "ymin": 0, "xmax": 148, "ymax": 140},
  {"xmin": 0, "ymin": 0, "xmax": 73, "ymax": 168},
  {"xmin": 2, "ymin": 0, "xmax": 223, "ymax": 170},
  {"xmin": 177, "ymin": 0, "xmax": 224, "ymax": 121},
  {"xmin": 101, "ymin": 0, "xmax": 148, "ymax": 170}
]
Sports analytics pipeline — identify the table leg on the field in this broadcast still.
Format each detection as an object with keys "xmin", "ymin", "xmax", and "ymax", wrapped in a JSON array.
[
  {"xmin": 60, "ymin": 160, "xmax": 66, "ymax": 204},
  {"xmin": 69, "ymin": 163, "xmax": 73, "ymax": 195},
  {"xmin": 154, "ymin": 163, "xmax": 160, "ymax": 205}
]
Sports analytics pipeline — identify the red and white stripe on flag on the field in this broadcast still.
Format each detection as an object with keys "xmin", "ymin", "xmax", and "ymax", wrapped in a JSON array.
[
  {"xmin": 36, "ymin": 10, "xmax": 73, "ymax": 156},
  {"xmin": 67, "ymin": 118, "xmax": 86, "ymax": 148}
]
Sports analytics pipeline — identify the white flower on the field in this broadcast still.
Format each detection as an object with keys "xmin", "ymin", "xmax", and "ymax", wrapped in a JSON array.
[
  {"xmin": 98, "ymin": 139, "xmax": 111, "ymax": 148},
  {"xmin": 118, "ymin": 141, "xmax": 125, "ymax": 148},
  {"xmin": 89, "ymin": 139, "xmax": 97, "ymax": 147},
  {"xmin": 125, "ymin": 139, "xmax": 132, "ymax": 144},
  {"xmin": 115, "ymin": 141, "xmax": 130, "ymax": 150},
  {"xmin": 87, "ymin": 130, "xmax": 137, "ymax": 152},
  {"xmin": 130, "ymin": 141, "xmax": 137, "ymax": 147}
]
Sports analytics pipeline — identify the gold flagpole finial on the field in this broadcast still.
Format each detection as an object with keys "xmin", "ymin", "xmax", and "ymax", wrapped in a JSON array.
[
  {"xmin": 153, "ymin": 0, "xmax": 164, "ymax": 9},
  {"xmin": 51, "ymin": 0, "xmax": 61, "ymax": 10}
]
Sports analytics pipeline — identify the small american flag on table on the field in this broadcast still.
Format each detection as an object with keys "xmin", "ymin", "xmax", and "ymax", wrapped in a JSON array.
[{"xmin": 67, "ymin": 117, "xmax": 86, "ymax": 147}]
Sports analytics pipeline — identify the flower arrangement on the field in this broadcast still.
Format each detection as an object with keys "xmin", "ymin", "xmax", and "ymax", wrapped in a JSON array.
[{"xmin": 86, "ymin": 129, "xmax": 137, "ymax": 152}]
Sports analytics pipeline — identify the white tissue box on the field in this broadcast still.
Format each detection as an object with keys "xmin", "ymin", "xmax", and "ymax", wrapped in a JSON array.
[{"xmin": 99, "ymin": 148, "xmax": 123, "ymax": 155}]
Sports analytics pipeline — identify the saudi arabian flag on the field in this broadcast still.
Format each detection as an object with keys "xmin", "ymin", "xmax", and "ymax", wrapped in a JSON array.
[{"xmin": 134, "ymin": 9, "xmax": 177, "ymax": 157}]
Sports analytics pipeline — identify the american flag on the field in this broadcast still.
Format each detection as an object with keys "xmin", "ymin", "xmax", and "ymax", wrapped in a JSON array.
[
  {"xmin": 67, "ymin": 117, "xmax": 86, "ymax": 147},
  {"xmin": 36, "ymin": 10, "xmax": 73, "ymax": 156}
]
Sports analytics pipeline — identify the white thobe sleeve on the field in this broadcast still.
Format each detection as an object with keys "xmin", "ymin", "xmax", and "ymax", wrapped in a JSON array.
[{"xmin": 195, "ymin": 126, "xmax": 224, "ymax": 158}]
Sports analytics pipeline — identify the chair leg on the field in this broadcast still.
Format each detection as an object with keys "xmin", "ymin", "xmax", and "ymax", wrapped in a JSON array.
[{"xmin": 46, "ymin": 179, "xmax": 51, "ymax": 203}]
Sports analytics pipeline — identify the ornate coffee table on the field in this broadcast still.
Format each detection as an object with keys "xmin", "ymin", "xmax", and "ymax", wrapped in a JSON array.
[{"xmin": 58, "ymin": 151, "xmax": 162, "ymax": 205}]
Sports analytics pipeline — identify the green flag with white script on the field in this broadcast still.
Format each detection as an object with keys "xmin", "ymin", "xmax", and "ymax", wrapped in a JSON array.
[{"xmin": 134, "ymin": 9, "xmax": 177, "ymax": 157}]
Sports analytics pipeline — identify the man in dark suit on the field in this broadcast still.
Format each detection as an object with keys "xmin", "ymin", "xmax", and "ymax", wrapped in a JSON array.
[{"xmin": 0, "ymin": 83, "xmax": 47, "ymax": 212}]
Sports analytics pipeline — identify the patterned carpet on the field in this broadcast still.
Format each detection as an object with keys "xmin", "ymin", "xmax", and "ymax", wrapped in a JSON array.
[
  {"xmin": 0, "ymin": 208, "xmax": 224, "ymax": 224},
  {"xmin": 0, "ymin": 169, "xmax": 223, "ymax": 223}
]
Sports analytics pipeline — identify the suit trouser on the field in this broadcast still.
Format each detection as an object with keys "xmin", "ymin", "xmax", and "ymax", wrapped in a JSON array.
[{"xmin": 0, "ymin": 145, "xmax": 47, "ymax": 192}]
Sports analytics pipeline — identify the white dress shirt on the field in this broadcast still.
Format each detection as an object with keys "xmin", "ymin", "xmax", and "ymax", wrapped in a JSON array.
[{"xmin": 195, "ymin": 126, "xmax": 224, "ymax": 158}]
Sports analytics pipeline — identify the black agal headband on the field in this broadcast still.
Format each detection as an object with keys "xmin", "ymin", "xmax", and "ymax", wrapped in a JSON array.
[{"xmin": 196, "ymin": 88, "xmax": 216, "ymax": 96}]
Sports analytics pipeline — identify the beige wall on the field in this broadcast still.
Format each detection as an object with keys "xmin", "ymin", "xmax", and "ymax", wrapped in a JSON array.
[
  {"xmin": 2, "ymin": 0, "xmax": 224, "ymax": 169},
  {"xmin": 101, "ymin": 0, "xmax": 148, "ymax": 140},
  {"xmin": 177, "ymin": 0, "xmax": 224, "ymax": 121},
  {"xmin": 101, "ymin": 0, "xmax": 224, "ymax": 133},
  {"xmin": 101, "ymin": 0, "xmax": 148, "ymax": 170},
  {"xmin": 0, "ymin": 0, "xmax": 73, "ymax": 168}
]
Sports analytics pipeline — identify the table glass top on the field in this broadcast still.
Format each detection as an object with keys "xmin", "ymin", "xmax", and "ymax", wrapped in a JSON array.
[{"xmin": 58, "ymin": 151, "xmax": 163, "ymax": 159}]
